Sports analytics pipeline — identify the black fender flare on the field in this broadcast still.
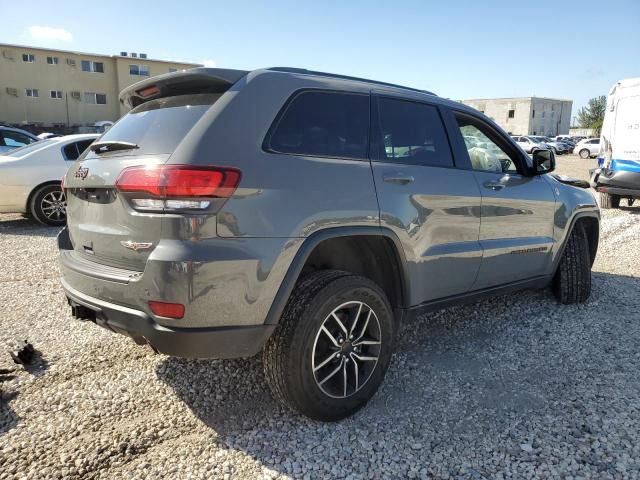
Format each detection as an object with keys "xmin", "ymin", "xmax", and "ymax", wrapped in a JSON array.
[
  {"xmin": 263, "ymin": 226, "xmax": 410, "ymax": 325},
  {"xmin": 551, "ymin": 209, "xmax": 600, "ymax": 275}
]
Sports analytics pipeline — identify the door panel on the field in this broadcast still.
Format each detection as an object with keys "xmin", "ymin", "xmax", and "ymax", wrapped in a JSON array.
[
  {"xmin": 448, "ymin": 110, "xmax": 557, "ymax": 290},
  {"xmin": 374, "ymin": 164, "xmax": 482, "ymax": 303},
  {"xmin": 371, "ymin": 96, "xmax": 482, "ymax": 305},
  {"xmin": 472, "ymin": 171, "xmax": 556, "ymax": 288}
]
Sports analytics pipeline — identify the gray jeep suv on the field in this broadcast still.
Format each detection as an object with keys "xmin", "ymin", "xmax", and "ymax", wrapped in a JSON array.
[{"xmin": 59, "ymin": 67, "xmax": 599, "ymax": 421}]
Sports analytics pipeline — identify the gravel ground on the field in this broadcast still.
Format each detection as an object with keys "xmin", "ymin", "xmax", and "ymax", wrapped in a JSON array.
[{"xmin": 1, "ymin": 157, "xmax": 639, "ymax": 479}]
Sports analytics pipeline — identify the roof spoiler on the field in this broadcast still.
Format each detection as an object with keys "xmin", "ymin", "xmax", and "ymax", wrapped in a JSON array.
[{"xmin": 119, "ymin": 67, "xmax": 249, "ymax": 108}]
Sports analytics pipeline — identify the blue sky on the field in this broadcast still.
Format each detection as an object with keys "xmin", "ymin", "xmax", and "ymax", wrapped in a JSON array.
[{"xmin": 2, "ymin": 0, "xmax": 638, "ymax": 114}]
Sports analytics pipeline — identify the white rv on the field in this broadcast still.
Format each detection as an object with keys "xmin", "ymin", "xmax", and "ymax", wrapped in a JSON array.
[{"xmin": 591, "ymin": 78, "xmax": 640, "ymax": 208}]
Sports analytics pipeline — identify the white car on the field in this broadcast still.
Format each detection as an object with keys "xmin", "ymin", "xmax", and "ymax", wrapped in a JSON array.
[
  {"xmin": 574, "ymin": 138, "xmax": 600, "ymax": 159},
  {"xmin": 511, "ymin": 135, "xmax": 550, "ymax": 154},
  {"xmin": 0, "ymin": 134, "xmax": 98, "ymax": 225}
]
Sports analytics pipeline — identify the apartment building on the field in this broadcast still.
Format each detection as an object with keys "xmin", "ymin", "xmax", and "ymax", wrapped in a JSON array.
[
  {"xmin": 0, "ymin": 43, "xmax": 201, "ymax": 129},
  {"xmin": 461, "ymin": 97, "xmax": 573, "ymax": 136}
]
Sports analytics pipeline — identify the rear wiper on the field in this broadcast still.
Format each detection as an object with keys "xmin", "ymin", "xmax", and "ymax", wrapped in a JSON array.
[{"xmin": 90, "ymin": 141, "xmax": 140, "ymax": 153}]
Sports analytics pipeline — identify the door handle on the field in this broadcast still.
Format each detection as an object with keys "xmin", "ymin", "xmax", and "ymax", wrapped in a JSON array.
[
  {"xmin": 483, "ymin": 181, "xmax": 505, "ymax": 191},
  {"xmin": 383, "ymin": 174, "xmax": 415, "ymax": 185}
]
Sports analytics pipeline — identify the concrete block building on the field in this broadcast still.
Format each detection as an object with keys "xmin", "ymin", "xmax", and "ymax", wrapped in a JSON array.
[
  {"xmin": 461, "ymin": 97, "xmax": 573, "ymax": 136},
  {"xmin": 0, "ymin": 43, "xmax": 200, "ymax": 129}
]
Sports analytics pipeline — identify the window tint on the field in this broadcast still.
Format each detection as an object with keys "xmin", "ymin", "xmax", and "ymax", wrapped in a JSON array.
[
  {"xmin": 2, "ymin": 131, "xmax": 35, "ymax": 148},
  {"xmin": 268, "ymin": 91, "xmax": 369, "ymax": 159},
  {"xmin": 85, "ymin": 93, "xmax": 219, "ymax": 158},
  {"xmin": 376, "ymin": 97, "xmax": 452, "ymax": 167},
  {"xmin": 455, "ymin": 115, "xmax": 519, "ymax": 174},
  {"xmin": 63, "ymin": 140, "xmax": 95, "ymax": 160}
]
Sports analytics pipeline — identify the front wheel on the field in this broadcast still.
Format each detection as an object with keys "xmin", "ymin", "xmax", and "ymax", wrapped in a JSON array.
[
  {"xmin": 263, "ymin": 270, "xmax": 395, "ymax": 421},
  {"xmin": 30, "ymin": 184, "xmax": 66, "ymax": 226},
  {"xmin": 552, "ymin": 225, "xmax": 591, "ymax": 304},
  {"xmin": 579, "ymin": 149, "xmax": 590, "ymax": 159}
]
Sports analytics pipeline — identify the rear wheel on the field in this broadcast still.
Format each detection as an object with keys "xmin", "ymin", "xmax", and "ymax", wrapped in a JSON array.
[
  {"xmin": 552, "ymin": 225, "xmax": 591, "ymax": 304},
  {"xmin": 599, "ymin": 192, "xmax": 620, "ymax": 209},
  {"xmin": 579, "ymin": 149, "xmax": 590, "ymax": 159},
  {"xmin": 30, "ymin": 184, "xmax": 66, "ymax": 226},
  {"xmin": 263, "ymin": 270, "xmax": 395, "ymax": 421}
]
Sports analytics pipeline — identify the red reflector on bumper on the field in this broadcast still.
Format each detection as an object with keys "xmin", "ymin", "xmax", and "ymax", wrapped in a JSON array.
[{"xmin": 149, "ymin": 301, "xmax": 185, "ymax": 319}]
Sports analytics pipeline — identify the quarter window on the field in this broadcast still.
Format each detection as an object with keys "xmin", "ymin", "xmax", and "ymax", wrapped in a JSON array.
[
  {"xmin": 267, "ymin": 91, "xmax": 369, "ymax": 159},
  {"xmin": 375, "ymin": 97, "xmax": 453, "ymax": 168},
  {"xmin": 63, "ymin": 139, "xmax": 95, "ymax": 160},
  {"xmin": 455, "ymin": 114, "xmax": 520, "ymax": 174}
]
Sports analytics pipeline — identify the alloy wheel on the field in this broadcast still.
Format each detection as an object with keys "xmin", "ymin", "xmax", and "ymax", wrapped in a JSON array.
[
  {"xmin": 311, "ymin": 301, "xmax": 382, "ymax": 399},
  {"xmin": 41, "ymin": 189, "xmax": 66, "ymax": 221}
]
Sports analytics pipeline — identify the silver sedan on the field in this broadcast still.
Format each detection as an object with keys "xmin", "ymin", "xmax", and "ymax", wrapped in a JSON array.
[{"xmin": 0, "ymin": 134, "xmax": 98, "ymax": 225}]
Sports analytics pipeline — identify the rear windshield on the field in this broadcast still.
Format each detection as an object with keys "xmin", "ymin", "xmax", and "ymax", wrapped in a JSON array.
[{"xmin": 86, "ymin": 93, "xmax": 219, "ymax": 157}]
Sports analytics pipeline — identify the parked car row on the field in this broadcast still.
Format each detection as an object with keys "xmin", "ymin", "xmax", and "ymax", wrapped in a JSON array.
[
  {"xmin": 0, "ymin": 121, "xmax": 113, "ymax": 153},
  {"xmin": 510, "ymin": 134, "xmax": 600, "ymax": 159},
  {"xmin": 511, "ymin": 135, "xmax": 571, "ymax": 155}
]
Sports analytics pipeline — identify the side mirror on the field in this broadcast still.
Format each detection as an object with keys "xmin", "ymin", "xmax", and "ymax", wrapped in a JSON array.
[{"xmin": 532, "ymin": 149, "xmax": 555, "ymax": 175}]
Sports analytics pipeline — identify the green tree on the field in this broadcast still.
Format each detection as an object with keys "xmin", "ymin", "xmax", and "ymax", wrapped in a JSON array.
[{"xmin": 577, "ymin": 95, "xmax": 606, "ymax": 134}]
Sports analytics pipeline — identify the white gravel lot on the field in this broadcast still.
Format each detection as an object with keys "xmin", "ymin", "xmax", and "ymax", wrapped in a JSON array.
[{"xmin": 1, "ymin": 155, "xmax": 639, "ymax": 479}]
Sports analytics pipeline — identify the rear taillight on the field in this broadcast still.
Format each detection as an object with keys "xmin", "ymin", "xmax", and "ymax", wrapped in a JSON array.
[{"xmin": 115, "ymin": 165, "xmax": 241, "ymax": 211}]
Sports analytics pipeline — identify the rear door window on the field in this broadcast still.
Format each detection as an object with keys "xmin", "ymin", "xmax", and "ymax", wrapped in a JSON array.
[
  {"xmin": 266, "ymin": 91, "xmax": 369, "ymax": 159},
  {"xmin": 85, "ymin": 93, "xmax": 220, "ymax": 158},
  {"xmin": 374, "ymin": 97, "xmax": 453, "ymax": 167}
]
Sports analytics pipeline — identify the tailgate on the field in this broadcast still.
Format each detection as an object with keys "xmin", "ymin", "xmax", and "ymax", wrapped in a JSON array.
[{"xmin": 65, "ymin": 155, "xmax": 168, "ymax": 271}]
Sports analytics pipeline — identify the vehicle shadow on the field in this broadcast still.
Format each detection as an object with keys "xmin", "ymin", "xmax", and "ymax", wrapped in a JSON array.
[
  {"xmin": 0, "ymin": 215, "xmax": 61, "ymax": 238},
  {"xmin": 619, "ymin": 206, "xmax": 640, "ymax": 214},
  {"xmin": 0, "ymin": 390, "xmax": 18, "ymax": 436},
  {"xmin": 156, "ymin": 271, "xmax": 640, "ymax": 477}
]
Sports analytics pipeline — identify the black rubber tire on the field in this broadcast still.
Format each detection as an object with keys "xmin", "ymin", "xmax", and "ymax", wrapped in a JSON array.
[
  {"xmin": 552, "ymin": 225, "xmax": 591, "ymax": 304},
  {"xmin": 263, "ymin": 270, "xmax": 395, "ymax": 421},
  {"xmin": 30, "ymin": 184, "xmax": 66, "ymax": 226},
  {"xmin": 599, "ymin": 192, "xmax": 620, "ymax": 209},
  {"xmin": 579, "ymin": 149, "xmax": 590, "ymax": 159}
]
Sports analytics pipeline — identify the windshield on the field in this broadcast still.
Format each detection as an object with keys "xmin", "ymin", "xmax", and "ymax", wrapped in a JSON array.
[
  {"xmin": 85, "ymin": 93, "xmax": 220, "ymax": 158},
  {"xmin": 5, "ymin": 139, "xmax": 57, "ymax": 157}
]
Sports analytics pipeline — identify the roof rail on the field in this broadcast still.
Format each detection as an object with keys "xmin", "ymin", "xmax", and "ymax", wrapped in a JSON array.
[{"xmin": 268, "ymin": 67, "xmax": 436, "ymax": 96}]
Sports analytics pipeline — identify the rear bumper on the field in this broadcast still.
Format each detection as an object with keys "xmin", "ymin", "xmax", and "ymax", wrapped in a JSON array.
[
  {"xmin": 62, "ymin": 277, "xmax": 275, "ymax": 359},
  {"xmin": 591, "ymin": 168, "xmax": 640, "ymax": 198}
]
